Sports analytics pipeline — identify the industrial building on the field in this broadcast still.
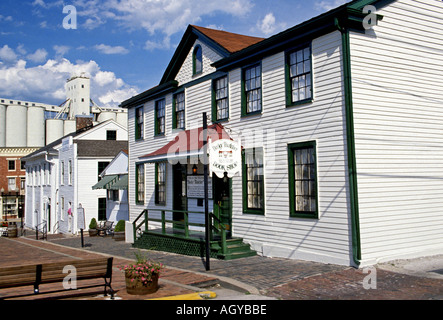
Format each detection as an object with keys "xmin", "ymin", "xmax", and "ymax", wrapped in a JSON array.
[{"xmin": 0, "ymin": 74, "xmax": 128, "ymax": 221}]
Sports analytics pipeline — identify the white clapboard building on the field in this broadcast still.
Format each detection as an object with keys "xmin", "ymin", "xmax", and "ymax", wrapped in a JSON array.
[
  {"xmin": 22, "ymin": 117, "xmax": 128, "ymax": 235},
  {"xmin": 121, "ymin": 0, "xmax": 443, "ymax": 266}
]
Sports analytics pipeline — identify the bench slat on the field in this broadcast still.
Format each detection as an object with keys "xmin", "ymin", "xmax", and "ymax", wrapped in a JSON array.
[{"xmin": 0, "ymin": 258, "xmax": 113, "ymax": 292}]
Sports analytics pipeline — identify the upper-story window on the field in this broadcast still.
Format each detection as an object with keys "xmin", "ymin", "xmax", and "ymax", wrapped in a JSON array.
[
  {"xmin": 135, "ymin": 106, "xmax": 144, "ymax": 140},
  {"xmin": 155, "ymin": 99, "xmax": 166, "ymax": 136},
  {"xmin": 61, "ymin": 161, "xmax": 64, "ymax": 185},
  {"xmin": 242, "ymin": 64, "xmax": 262, "ymax": 116},
  {"xmin": 107, "ymin": 130, "xmax": 117, "ymax": 141},
  {"xmin": 173, "ymin": 92, "xmax": 185, "ymax": 130},
  {"xmin": 213, "ymin": 76, "xmax": 229, "ymax": 122},
  {"xmin": 193, "ymin": 45, "xmax": 203, "ymax": 75},
  {"xmin": 8, "ymin": 160, "xmax": 15, "ymax": 171},
  {"xmin": 287, "ymin": 45, "xmax": 312, "ymax": 106}
]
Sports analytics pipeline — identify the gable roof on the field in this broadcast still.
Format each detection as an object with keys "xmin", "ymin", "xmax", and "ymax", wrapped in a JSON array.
[
  {"xmin": 160, "ymin": 25, "xmax": 264, "ymax": 84},
  {"xmin": 191, "ymin": 25, "xmax": 265, "ymax": 54}
]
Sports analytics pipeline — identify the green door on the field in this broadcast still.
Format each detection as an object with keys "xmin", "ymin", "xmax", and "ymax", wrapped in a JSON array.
[{"xmin": 213, "ymin": 175, "xmax": 232, "ymax": 238}]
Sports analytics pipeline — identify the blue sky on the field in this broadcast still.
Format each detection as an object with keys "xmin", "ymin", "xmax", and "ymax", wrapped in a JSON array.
[{"xmin": 0, "ymin": 0, "xmax": 347, "ymax": 108}]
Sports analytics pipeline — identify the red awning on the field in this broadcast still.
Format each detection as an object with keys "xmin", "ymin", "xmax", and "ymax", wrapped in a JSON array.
[{"xmin": 139, "ymin": 123, "xmax": 231, "ymax": 163}]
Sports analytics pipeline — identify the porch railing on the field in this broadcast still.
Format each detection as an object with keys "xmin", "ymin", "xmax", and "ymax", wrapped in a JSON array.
[
  {"xmin": 133, "ymin": 209, "xmax": 227, "ymax": 254},
  {"xmin": 35, "ymin": 220, "xmax": 47, "ymax": 241}
]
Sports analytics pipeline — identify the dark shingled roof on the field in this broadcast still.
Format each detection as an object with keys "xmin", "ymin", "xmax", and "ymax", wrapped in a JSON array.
[{"xmin": 75, "ymin": 140, "xmax": 128, "ymax": 157}]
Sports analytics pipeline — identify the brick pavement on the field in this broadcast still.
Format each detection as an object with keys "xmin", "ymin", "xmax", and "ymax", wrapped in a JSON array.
[
  {"xmin": 2, "ymin": 233, "xmax": 443, "ymax": 300},
  {"xmin": 50, "ymin": 234, "xmax": 443, "ymax": 300},
  {"xmin": 0, "ymin": 236, "xmax": 218, "ymax": 300},
  {"xmin": 265, "ymin": 268, "xmax": 443, "ymax": 300}
]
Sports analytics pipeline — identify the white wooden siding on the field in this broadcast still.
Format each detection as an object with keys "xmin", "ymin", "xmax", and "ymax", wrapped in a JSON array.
[
  {"xmin": 128, "ymin": 30, "xmax": 353, "ymax": 265},
  {"xmin": 175, "ymin": 39, "xmax": 223, "ymax": 86},
  {"xmin": 350, "ymin": 0, "xmax": 443, "ymax": 265}
]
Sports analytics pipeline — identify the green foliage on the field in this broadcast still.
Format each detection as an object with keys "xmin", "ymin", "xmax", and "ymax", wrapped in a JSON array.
[
  {"xmin": 114, "ymin": 220, "xmax": 126, "ymax": 232},
  {"xmin": 89, "ymin": 218, "xmax": 97, "ymax": 229}
]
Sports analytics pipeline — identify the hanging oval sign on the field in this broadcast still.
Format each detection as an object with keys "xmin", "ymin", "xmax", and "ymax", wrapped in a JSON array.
[{"xmin": 209, "ymin": 139, "xmax": 242, "ymax": 178}]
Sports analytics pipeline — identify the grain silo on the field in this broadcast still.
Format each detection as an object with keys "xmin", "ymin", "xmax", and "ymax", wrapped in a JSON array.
[
  {"xmin": 46, "ymin": 119, "xmax": 64, "ymax": 144},
  {"xmin": 116, "ymin": 111, "xmax": 128, "ymax": 128},
  {"xmin": 27, "ymin": 105, "xmax": 45, "ymax": 147},
  {"xmin": 0, "ymin": 72, "xmax": 128, "ymax": 149},
  {"xmin": 97, "ymin": 111, "xmax": 116, "ymax": 123},
  {"xmin": 6, "ymin": 104, "xmax": 27, "ymax": 147},
  {"xmin": 63, "ymin": 119, "xmax": 76, "ymax": 136},
  {"xmin": 0, "ymin": 104, "xmax": 6, "ymax": 147}
]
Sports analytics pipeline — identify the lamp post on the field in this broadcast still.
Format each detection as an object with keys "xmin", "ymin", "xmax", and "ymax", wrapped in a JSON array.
[{"xmin": 203, "ymin": 112, "xmax": 210, "ymax": 271}]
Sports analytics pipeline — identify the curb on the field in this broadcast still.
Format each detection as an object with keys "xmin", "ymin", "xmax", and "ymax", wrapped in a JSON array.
[{"xmin": 148, "ymin": 291, "xmax": 217, "ymax": 300}]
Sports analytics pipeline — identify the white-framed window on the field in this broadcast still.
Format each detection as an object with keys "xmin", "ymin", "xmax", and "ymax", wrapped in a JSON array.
[
  {"xmin": 61, "ymin": 161, "xmax": 64, "ymax": 185},
  {"xmin": 60, "ymin": 197, "xmax": 65, "ymax": 221},
  {"xmin": 8, "ymin": 159, "xmax": 15, "ymax": 171},
  {"xmin": 68, "ymin": 160, "xmax": 73, "ymax": 185},
  {"xmin": 7, "ymin": 177, "xmax": 16, "ymax": 191}
]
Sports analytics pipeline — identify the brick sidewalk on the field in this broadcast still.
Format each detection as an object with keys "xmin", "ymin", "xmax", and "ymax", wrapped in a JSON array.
[
  {"xmin": 0, "ymin": 237, "xmax": 218, "ymax": 300},
  {"xmin": 3, "ymin": 234, "xmax": 443, "ymax": 300}
]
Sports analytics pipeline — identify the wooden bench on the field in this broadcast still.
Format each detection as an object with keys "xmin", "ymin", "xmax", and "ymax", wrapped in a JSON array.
[
  {"xmin": 0, "ymin": 257, "xmax": 114, "ymax": 300},
  {"xmin": 97, "ymin": 221, "xmax": 114, "ymax": 237}
]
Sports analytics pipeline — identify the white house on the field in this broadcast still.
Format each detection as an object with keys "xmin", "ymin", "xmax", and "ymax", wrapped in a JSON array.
[
  {"xmin": 121, "ymin": 0, "xmax": 443, "ymax": 267},
  {"xmin": 22, "ymin": 117, "xmax": 128, "ymax": 235},
  {"xmin": 92, "ymin": 149, "xmax": 129, "ymax": 223}
]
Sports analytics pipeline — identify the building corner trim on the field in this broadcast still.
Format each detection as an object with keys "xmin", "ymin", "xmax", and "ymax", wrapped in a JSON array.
[{"xmin": 336, "ymin": 18, "xmax": 361, "ymax": 267}]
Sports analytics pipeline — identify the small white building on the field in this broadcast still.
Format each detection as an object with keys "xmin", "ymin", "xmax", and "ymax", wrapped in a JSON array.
[
  {"xmin": 92, "ymin": 150, "xmax": 129, "ymax": 223},
  {"xmin": 22, "ymin": 117, "xmax": 128, "ymax": 234}
]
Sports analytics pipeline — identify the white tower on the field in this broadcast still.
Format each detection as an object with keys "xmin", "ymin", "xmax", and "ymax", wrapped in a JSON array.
[{"xmin": 66, "ymin": 73, "xmax": 91, "ymax": 119}]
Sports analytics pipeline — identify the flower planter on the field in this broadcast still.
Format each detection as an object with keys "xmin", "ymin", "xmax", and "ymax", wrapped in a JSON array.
[
  {"xmin": 125, "ymin": 272, "xmax": 159, "ymax": 295},
  {"xmin": 7, "ymin": 223, "xmax": 17, "ymax": 238},
  {"xmin": 113, "ymin": 231, "xmax": 125, "ymax": 241},
  {"xmin": 88, "ymin": 229, "xmax": 98, "ymax": 237}
]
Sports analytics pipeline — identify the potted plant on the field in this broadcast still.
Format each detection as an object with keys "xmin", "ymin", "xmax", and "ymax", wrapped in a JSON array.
[
  {"xmin": 119, "ymin": 251, "xmax": 164, "ymax": 295},
  {"xmin": 113, "ymin": 220, "xmax": 125, "ymax": 241},
  {"xmin": 88, "ymin": 218, "xmax": 98, "ymax": 237}
]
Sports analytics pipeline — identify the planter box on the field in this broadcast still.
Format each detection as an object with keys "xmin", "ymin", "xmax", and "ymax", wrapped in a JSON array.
[{"xmin": 113, "ymin": 231, "xmax": 125, "ymax": 241}]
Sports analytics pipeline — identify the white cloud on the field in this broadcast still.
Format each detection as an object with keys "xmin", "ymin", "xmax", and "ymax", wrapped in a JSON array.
[
  {"xmin": 0, "ymin": 45, "xmax": 18, "ymax": 63},
  {"xmin": 94, "ymin": 70, "xmax": 116, "ymax": 86},
  {"xmin": 144, "ymin": 37, "xmax": 171, "ymax": 51},
  {"xmin": 256, "ymin": 12, "xmax": 287, "ymax": 36},
  {"xmin": 53, "ymin": 45, "xmax": 70, "ymax": 57},
  {"xmin": 314, "ymin": 0, "xmax": 348, "ymax": 12},
  {"xmin": 0, "ymin": 57, "xmax": 138, "ymax": 108},
  {"xmin": 27, "ymin": 48, "xmax": 48, "ymax": 63},
  {"xmin": 0, "ymin": 15, "xmax": 13, "ymax": 22},
  {"xmin": 94, "ymin": 44, "xmax": 129, "ymax": 55},
  {"xmin": 62, "ymin": 0, "xmax": 254, "ymax": 49},
  {"xmin": 108, "ymin": 0, "xmax": 253, "ymax": 36}
]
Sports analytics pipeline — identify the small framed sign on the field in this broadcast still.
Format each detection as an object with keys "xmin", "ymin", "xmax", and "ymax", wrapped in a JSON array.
[{"xmin": 187, "ymin": 175, "xmax": 212, "ymax": 199}]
